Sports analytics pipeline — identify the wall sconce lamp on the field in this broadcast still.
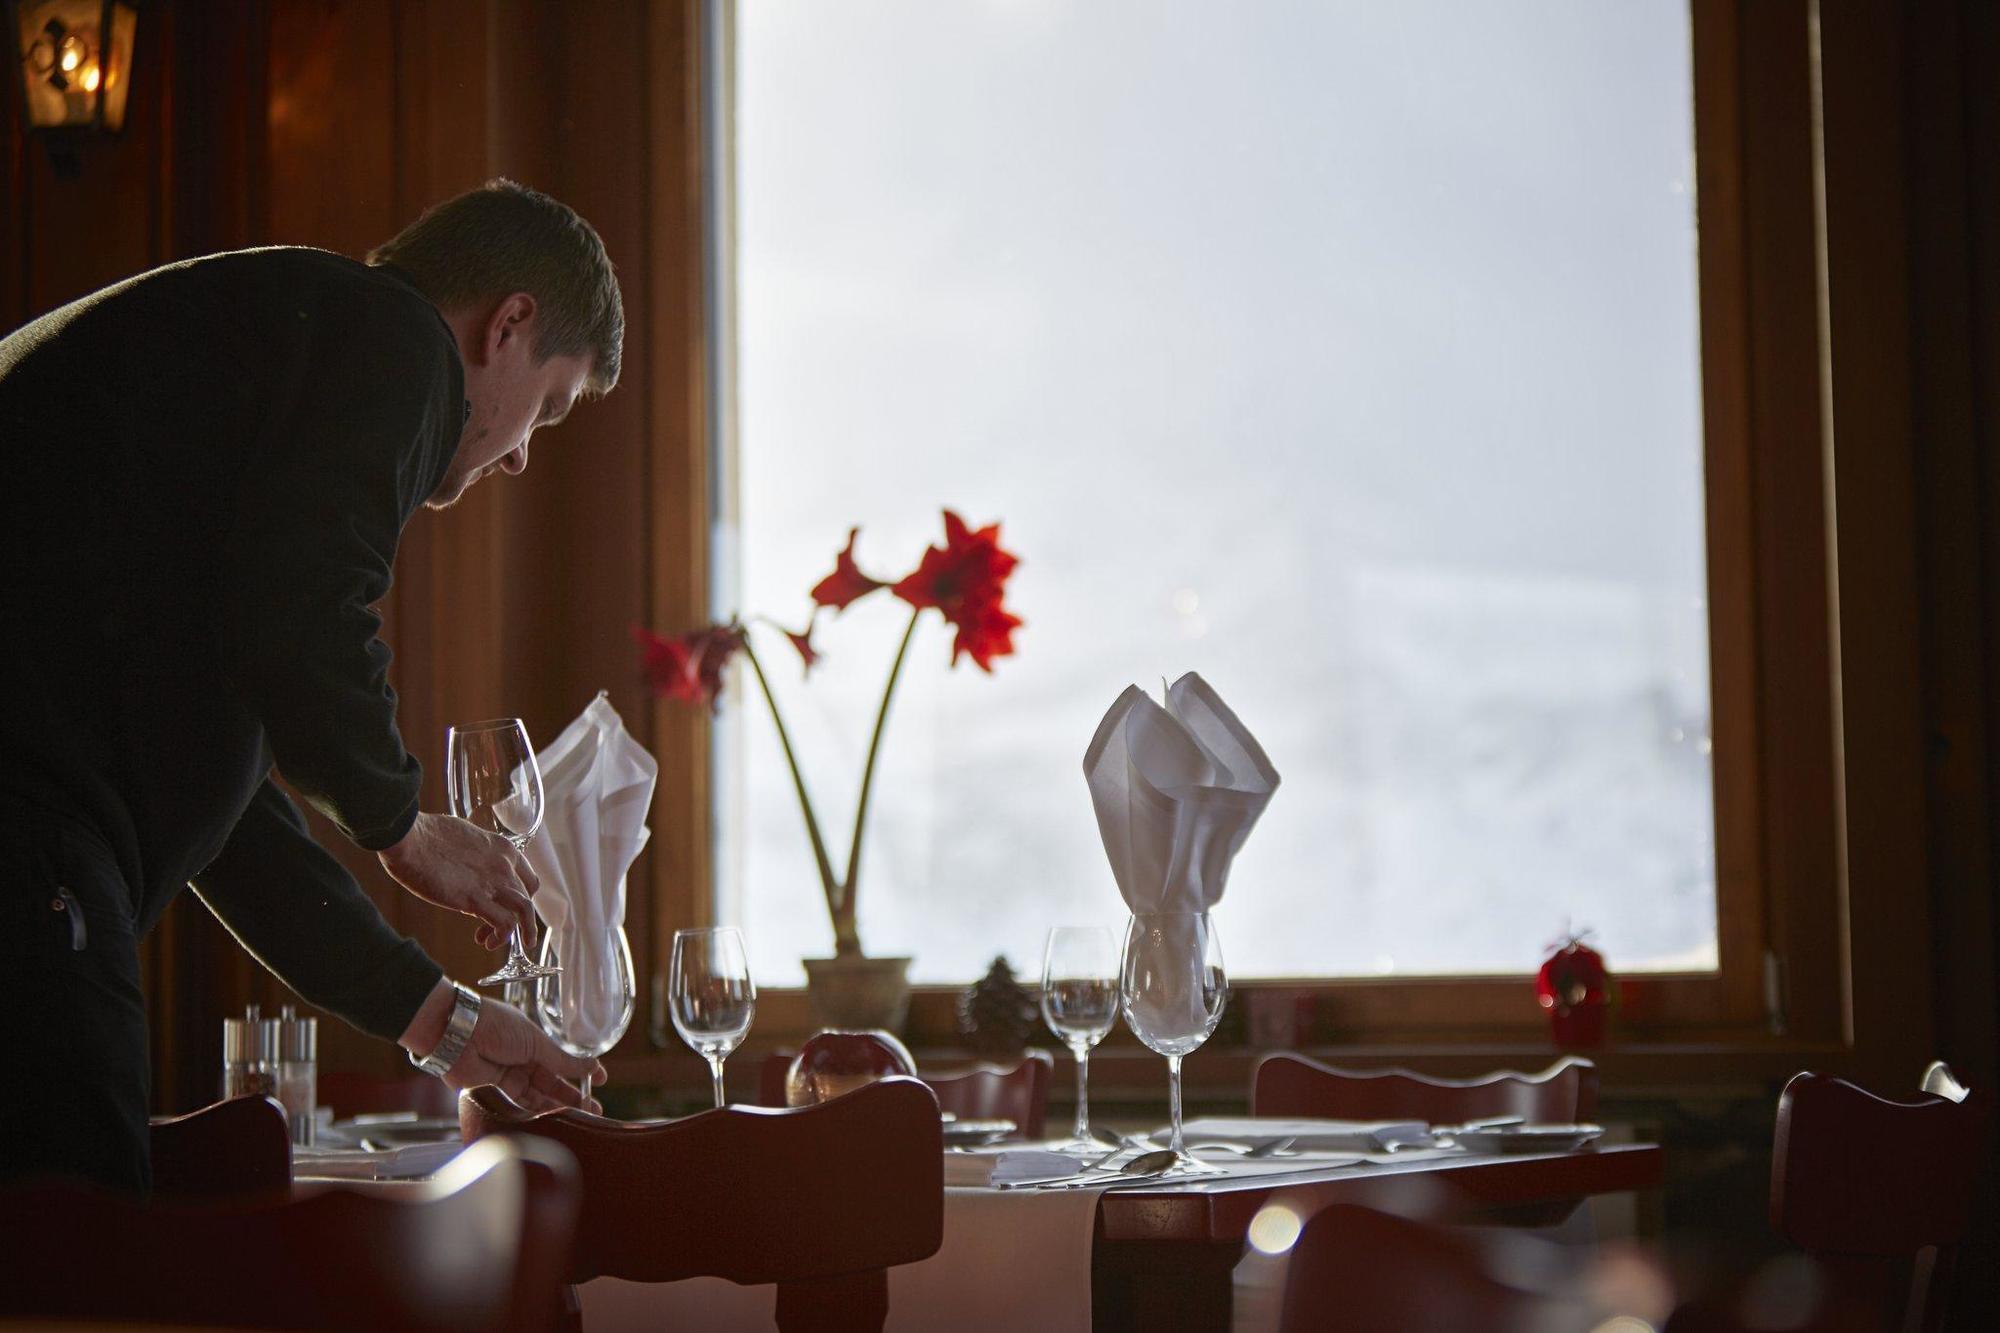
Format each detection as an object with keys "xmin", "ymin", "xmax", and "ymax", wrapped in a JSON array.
[{"xmin": 7, "ymin": 0, "xmax": 137, "ymax": 147}]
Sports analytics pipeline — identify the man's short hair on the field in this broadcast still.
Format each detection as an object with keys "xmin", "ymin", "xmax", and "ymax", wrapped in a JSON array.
[{"xmin": 368, "ymin": 178, "xmax": 623, "ymax": 395}]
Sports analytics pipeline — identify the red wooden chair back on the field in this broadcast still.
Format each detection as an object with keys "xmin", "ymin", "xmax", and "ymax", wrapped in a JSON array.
[
  {"xmin": 319, "ymin": 1068, "xmax": 459, "ymax": 1118},
  {"xmin": 757, "ymin": 1048, "xmax": 1052, "ymax": 1138},
  {"xmin": 1279, "ymin": 1203, "xmax": 1554, "ymax": 1331},
  {"xmin": 148, "ymin": 1093, "xmax": 291, "ymax": 1200},
  {"xmin": 1252, "ymin": 1053, "xmax": 1598, "ymax": 1123},
  {"xmin": 462, "ymin": 1074, "xmax": 945, "ymax": 1331},
  {"xmin": 926, "ymin": 1051, "xmax": 1054, "ymax": 1138},
  {"xmin": 1769, "ymin": 1066, "xmax": 1992, "ymax": 1331},
  {"xmin": 0, "ymin": 1136, "xmax": 578, "ymax": 1333}
]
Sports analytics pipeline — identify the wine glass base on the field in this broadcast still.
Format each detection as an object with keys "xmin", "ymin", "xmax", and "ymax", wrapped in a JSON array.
[
  {"xmin": 479, "ymin": 961, "xmax": 561, "ymax": 986},
  {"xmin": 1044, "ymin": 1135, "xmax": 1105, "ymax": 1155},
  {"xmin": 1162, "ymin": 1151, "xmax": 1228, "ymax": 1177}
]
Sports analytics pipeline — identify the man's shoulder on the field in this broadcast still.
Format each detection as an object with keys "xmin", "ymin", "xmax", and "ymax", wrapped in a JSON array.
[{"xmin": 184, "ymin": 247, "xmax": 441, "ymax": 327}]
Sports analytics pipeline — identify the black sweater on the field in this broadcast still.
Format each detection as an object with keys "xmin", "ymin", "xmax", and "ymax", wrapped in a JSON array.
[{"xmin": 0, "ymin": 247, "xmax": 459, "ymax": 1039}]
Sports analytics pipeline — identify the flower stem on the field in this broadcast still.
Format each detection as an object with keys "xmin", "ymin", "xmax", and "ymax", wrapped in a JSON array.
[
  {"xmin": 740, "ymin": 636, "xmax": 840, "ymax": 918},
  {"xmin": 839, "ymin": 607, "xmax": 921, "ymax": 955}
]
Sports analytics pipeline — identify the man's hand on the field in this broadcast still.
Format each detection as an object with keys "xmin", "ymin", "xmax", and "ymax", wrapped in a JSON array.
[
  {"xmin": 379, "ymin": 811, "xmax": 539, "ymax": 950},
  {"xmin": 401, "ymin": 978, "xmax": 607, "ymax": 1113}
]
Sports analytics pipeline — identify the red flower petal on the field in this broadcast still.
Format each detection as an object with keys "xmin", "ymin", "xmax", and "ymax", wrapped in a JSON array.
[
  {"xmin": 811, "ymin": 528, "xmax": 887, "ymax": 611},
  {"xmin": 633, "ymin": 623, "xmax": 743, "ymax": 711},
  {"xmin": 953, "ymin": 599, "xmax": 1023, "ymax": 672},
  {"xmin": 892, "ymin": 509, "xmax": 1021, "ymax": 669},
  {"xmin": 786, "ymin": 618, "xmax": 822, "ymax": 673}
]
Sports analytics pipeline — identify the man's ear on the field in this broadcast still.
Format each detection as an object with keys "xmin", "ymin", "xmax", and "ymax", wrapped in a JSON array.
[{"xmin": 479, "ymin": 292, "xmax": 538, "ymax": 363}]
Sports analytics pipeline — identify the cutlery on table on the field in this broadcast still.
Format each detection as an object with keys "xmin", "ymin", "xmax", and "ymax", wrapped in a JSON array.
[
  {"xmin": 1000, "ymin": 1148, "xmax": 1182, "ymax": 1190},
  {"xmin": 1092, "ymin": 1127, "xmax": 1297, "ymax": 1158}
]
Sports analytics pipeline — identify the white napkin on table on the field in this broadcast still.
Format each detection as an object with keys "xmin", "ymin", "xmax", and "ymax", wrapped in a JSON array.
[
  {"xmin": 524, "ymin": 693, "xmax": 656, "ymax": 1047},
  {"xmin": 1082, "ymin": 672, "xmax": 1280, "ymax": 914}
]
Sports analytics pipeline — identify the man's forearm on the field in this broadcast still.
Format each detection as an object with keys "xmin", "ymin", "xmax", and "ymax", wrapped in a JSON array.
[{"xmin": 193, "ymin": 779, "xmax": 444, "ymax": 1042}]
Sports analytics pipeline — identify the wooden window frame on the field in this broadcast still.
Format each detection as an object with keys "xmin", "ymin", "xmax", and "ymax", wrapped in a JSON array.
[{"xmin": 620, "ymin": 0, "xmax": 1921, "ymax": 1089}]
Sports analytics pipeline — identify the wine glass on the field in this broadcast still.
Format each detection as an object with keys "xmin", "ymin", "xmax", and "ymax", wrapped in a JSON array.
[
  {"xmin": 1041, "ymin": 926, "xmax": 1120, "ymax": 1151},
  {"xmin": 669, "ymin": 927, "xmax": 757, "ymax": 1108},
  {"xmin": 446, "ymin": 718, "xmax": 559, "ymax": 986},
  {"xmin": 1121, "ymin": 912, "xmax": 1228, "ymax": 1175},
  {"xmin": 537, "ymin": 924, "xmax": 637, "ymax": 1104}
]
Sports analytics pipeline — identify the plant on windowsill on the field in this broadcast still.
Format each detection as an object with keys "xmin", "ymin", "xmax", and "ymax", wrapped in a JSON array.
[{"xmin": 634, "ymin": 510, "xmax": 1023, "ymax": 1032}]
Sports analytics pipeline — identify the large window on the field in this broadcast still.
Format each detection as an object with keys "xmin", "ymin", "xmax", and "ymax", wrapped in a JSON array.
[{"xmin": 717, "ymin": 0, "xmax": 1715, "ymax": 990}]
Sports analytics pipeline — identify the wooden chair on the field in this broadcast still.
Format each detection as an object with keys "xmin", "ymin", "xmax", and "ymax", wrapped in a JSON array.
[
  {"xmin": 1767, "ymin": 1064, "xmax": 1993, "ymax": 1331},
  {"xmin": 148, "ymin": 1093, "xmax": 291, "ymax": 1200},
  {"xmin": 757, "ymin": 1048, "xmax": 1053, "ymax": 1138},
  {"xmin": 1277, "ymin": 1203, "xmax": 1559, "ymax": 1331},
  {"xmin": 1252, "ymin": 1053, "xmax": 1599, "ymax": 1123},
  {"xmin": 319, "ymin": 1068, "xmax": 459, "ymax": 1118},
  {"xmin": 462, "ymin": 1074, "xmax": 945, "ymax": 1331},
  {"xmin": 0, "ymin": 1135, "xmax": 579, "ymax": 1333},
  {"xmin": 927, "ymin": 1050, "xmax": 1054, "ymax": 1138}
]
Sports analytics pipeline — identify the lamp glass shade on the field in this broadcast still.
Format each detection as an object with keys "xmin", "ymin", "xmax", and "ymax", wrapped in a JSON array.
[{"xmin": 11, "ymin": 0, "xmax": 136, "ymax": 131}]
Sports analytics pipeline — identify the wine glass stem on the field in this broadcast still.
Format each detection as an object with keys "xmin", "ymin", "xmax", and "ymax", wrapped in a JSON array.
[
  {"xmin": 507, "ymin": 926, "xmax": 531, "ymax": 968},
  {"xmin": 579, "ymin": 1072, "xmax": 593, "ymax": 1103},
  {"xmin": 1167, "ymin": 1054, "xmax": 1186, "ymax": 1157},
  {"xmin": 707, "ymin": 1055, "xmax": 727, "ymax": 1109},
  {"xmin": 1071, "ymin": 1043, "xmax": 1092, "ymax": 1142}
]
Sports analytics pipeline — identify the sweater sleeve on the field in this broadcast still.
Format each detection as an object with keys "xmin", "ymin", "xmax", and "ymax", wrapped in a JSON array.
[
  {"xmin": 216, "ymin": 286, "xmax": 459, "ymax": 850},
  {"xmin": 190, "ymin": 778, "xmax": 444, "ymax": 1041}
]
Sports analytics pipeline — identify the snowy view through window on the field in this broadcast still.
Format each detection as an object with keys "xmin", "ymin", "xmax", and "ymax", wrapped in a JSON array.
[{"xmin": 719, "ymin": 0, "xmax": 1715, "ymax": 986}]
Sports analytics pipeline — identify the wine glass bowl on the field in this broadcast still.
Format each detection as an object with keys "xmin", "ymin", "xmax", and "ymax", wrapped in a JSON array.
[
  {"xmin": 1041, "ymin": 926, "xmax": 1119, "ymax": 1151},
  {"xmin": 447, "ymin": 718, "xmax": 558, "ymax": 986},
  {"xmin": 1120, "ymin": 912, "xmax": 1227, "ymax": 1175},
  {"xmin": 536, "ymin": 924, "xmax": 637, "ymax": 1103},
  {"xmin": 669, "ymin": 927, "xmax": 757, "ymax": 1108}
]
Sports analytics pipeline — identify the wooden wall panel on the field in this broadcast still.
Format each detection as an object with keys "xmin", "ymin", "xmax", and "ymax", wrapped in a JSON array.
[
  {"xmin": 1733, "ymin": 0, "xmax": 1846, "ymax": 1046},
  {"xmin": 1816, "ymin": 0, "xmax": 1938, "ymax": 1088}
]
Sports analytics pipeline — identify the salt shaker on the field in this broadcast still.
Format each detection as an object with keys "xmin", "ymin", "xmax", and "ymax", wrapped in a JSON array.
[
  {"xmin": 221, "ymin": 1004, "xmax": 278, "ymax": 1100},
  {"xmin": 277, "ymin": 1005, "xmax": 318, "ymax": 1147}
]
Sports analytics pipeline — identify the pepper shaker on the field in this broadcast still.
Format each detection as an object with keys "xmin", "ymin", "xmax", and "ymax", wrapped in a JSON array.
[
  {"xmin": 221, "ymin": 1004, "xmax": 278, "ymax": 1100},
  {"xmin": 277, "ymin": 1005, "xmax": 318, "ymax": 1147}
]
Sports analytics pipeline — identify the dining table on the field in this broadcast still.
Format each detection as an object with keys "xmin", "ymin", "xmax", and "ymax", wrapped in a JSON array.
[
  {"xmin": 301, "ymin": 1132, "xmax": 1661, "ymax": 1332},
  {"xmin": 1087, "ymin": 1142, "xmax": 1662, "ymax": 1331}
]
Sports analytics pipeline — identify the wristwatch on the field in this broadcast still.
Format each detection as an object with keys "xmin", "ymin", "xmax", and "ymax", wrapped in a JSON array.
[{"xmin": 409, "ymin": 981, "xmax": 482, "ymax": 1078}]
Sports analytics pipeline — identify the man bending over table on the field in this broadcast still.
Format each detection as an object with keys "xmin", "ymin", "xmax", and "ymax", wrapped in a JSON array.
[{"xmin": 0, "ymin": 179, "xmax": 614, "ymax": 1195}]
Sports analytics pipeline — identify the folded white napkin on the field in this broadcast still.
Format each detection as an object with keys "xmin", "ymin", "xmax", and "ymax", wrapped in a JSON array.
[
  {"xmin": 1082, "ymin": 673, "xmax": 1280, "ymax": 915},
  {"xmin": 524, "ymin": 693, "xmax": 656, "ymax": 1047}
]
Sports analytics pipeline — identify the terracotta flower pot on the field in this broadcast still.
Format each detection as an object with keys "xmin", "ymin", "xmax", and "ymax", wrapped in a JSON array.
[{"xmin": 803, "ymin": 955, "xmax": 913, "ymax": 1032}]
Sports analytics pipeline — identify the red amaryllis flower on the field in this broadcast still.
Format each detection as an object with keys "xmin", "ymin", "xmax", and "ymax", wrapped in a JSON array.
[
  {"xmin": 810, "ymin": 528, "xmax": 886, "ymax": 611},
  {"xmin": 891, "ymin": 510, "xmax": 1022, "ymax": 671},
  {"xmin": 632, "ymin": 623, "xmax": 744, "ymax": 711}
]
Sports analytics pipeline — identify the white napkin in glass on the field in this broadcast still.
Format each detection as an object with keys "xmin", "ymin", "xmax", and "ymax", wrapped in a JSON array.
[
  {"xmin": 524, "ymin": 692, "xmax": 656, "ymax": 1047},
  {"xmin": 1082, "ymin": 672, "xmax": 1280, "ymax": 914}
]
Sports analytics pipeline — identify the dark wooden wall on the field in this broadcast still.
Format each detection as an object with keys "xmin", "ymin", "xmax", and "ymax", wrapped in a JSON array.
[{"xmin": 1, "ymin": 0, "xmax": 696, "ymax": 1111}]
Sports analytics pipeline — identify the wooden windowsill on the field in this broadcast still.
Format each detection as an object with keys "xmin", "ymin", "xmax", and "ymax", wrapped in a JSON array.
[{"xmin": 604, "ymin": 1034, "xmax": 1851, "ymax": 1111}]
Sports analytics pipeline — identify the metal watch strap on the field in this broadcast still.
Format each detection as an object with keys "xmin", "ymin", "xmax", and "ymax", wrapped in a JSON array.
[{"xmin": 409, "ymin": 981, "xmax": 481, "ymax": 1078}]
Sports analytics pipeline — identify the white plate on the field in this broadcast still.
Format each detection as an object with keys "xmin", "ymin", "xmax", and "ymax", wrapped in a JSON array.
[
  {"xmin": 1450, "ymin": 1123, "xmax": 1603, "ymax": 1154},
  {"xmin": 941, "ymin": 1117, "xmax": 1016, "ymax": 1146}
]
